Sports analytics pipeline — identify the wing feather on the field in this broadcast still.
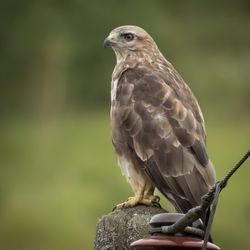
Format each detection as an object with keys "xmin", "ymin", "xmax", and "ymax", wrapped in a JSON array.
[{"xmin": 115, "ymin": 66, "xmax": 215, "ymax": 212}]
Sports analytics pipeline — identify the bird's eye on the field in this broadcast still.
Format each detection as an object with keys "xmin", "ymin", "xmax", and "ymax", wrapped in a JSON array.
[{"xmin": 123, "ymin": 33, "xmax": 134, "ymax": 42}]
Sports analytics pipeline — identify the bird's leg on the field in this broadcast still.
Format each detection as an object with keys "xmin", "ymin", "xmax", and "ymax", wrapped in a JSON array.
[
  {"xmin": 114, "ymin": 185, "xmax": 160, "ymax": 209},
  {"xmin": 114, "ymin": 191, "xmax": 144, "ymax": 209},
  {"xmin": 142, "ymin": 186, "xmax": 161, "ymax": 207}
]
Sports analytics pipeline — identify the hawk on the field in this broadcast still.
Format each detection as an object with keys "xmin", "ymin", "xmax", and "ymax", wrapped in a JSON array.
[{"xmin": 104, "ymin": 25, "xmax": 216, "ymax": 213}]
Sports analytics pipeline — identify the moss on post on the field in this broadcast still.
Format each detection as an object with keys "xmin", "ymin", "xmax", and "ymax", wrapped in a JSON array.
[{"xmin": 94, "ymin": 205, "xmax": 166, "ymax": 250}]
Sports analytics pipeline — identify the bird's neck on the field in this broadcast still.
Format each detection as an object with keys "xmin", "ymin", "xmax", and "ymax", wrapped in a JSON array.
[{"xmin": 114, "ymin": 47, "xmax": 167, "ymax": 68}]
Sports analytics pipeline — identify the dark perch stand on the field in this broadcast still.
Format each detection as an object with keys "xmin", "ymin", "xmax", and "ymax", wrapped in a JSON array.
[
  {"xmin": 94, "ymin": 205, "xmax": 166, "ymax": 249},
  {"xmin": 94, "ymin": 205, "xmax": 220, "ymax": 250},
  {"xmin": 93, "ymin": 149, "xmax": 250, "ymax": 249}
]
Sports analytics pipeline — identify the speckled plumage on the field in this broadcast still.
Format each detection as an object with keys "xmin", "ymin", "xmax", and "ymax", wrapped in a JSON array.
[{"xmin": 105, "ymin": 25, "xmax": 216, "ymax": 213}]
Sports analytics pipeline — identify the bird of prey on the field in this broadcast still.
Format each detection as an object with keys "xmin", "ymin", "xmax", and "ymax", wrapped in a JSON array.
[{"xmin": 104, "ymin": 25, "xmax": 216, "ymax": 213}]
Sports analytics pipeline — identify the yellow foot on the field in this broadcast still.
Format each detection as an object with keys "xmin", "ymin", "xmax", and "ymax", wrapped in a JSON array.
[{"xmin": 113, "ymin": 195, "xmax": 160, "ymax": 211}]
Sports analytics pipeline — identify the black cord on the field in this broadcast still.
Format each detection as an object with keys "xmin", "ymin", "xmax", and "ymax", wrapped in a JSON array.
[
  {"xmin": 202, "ymin": 182, "xmax": 221, "ymax": 250},
  {"xmin": 150, "ymin": 149, "xmax": 250, "ymax": 250},
  {"xmin": 220, "ymin": 149, "xmax": 250, "ymax": 189},
  {"xmin": 202, "ymin": 149, "xmax": 250, "ymax": 250}
]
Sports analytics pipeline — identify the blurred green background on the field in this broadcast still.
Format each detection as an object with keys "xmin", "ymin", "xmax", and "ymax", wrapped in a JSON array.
[{"xmin": 1, "ymin": 1, "xmax": 250, "ymax": 250}]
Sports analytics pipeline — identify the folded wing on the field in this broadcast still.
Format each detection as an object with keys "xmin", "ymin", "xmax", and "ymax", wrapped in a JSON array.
[{"xmin": 115, "ymin": 66, "xmax": 216, "ymax": 212}]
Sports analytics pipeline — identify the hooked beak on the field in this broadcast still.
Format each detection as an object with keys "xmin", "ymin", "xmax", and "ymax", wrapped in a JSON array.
[
  {"xmin": 104, "ymin": 32, "xmax": 116, "ymax": 47},
  {"xmin": 103, "ymin": 37, "xmax": 111, "ymax": 47}
]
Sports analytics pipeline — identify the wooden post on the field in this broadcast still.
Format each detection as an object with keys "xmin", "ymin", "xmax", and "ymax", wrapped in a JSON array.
[
  {"xmin": 95, "ymin": 207, "xmax": 220, "ymax": 250},
  {"xmin": 94, "ymin": 205, "xmax": 166, "ymax": 249}
]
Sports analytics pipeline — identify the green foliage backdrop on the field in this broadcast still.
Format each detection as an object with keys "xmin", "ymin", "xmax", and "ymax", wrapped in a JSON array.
[{"xmin": 0, "ymin": 1, "xmax": 249, "ymax": 250}]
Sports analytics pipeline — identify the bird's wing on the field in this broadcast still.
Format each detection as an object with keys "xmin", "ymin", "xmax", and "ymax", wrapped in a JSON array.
[{"xmin": 116, "ymin": 66, "xmax": 215, "ymax": 212}]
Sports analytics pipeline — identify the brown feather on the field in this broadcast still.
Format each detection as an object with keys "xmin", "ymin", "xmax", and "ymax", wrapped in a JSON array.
[
  {"xmin": 112, "ymin": 66, "xmax": 215, "ymax": 212},
  {"xmin": 108, "ymin": 25, "xmax": 216, "ymax": 214}
]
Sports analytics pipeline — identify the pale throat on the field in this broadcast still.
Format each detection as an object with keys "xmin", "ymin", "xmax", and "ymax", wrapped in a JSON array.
[{"xmin": 113, "ymin": 46, "xmax": 162, "ymax": 65}]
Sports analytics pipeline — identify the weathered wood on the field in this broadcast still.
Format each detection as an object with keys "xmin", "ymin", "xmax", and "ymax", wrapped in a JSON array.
[{"xmin": 94, "ymin": 205, "xmax": 166, "ymax": 250}]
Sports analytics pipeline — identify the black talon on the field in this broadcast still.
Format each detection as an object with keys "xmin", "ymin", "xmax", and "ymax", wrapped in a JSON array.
[
  {"xmin": 152, "ymin": 201, "xmax": 161, "ymax": 208},
  {"xmin": 154, "ymin": 195, "xmax": 160, "ymax": 203}
]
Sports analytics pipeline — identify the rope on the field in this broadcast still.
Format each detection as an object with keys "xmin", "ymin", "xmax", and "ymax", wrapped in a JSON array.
[
  {"xmin": 202, "ymin": 182, "xmax": 221, "ymax": 250},
  {"xmin": 202, "ymin": 149, "xmax": 250, "ymax": 250},
  {"xmin": 150, "ymin": 149, "xmax": 250, "ymax": 250},
  {"xmin": 219, "ymin": 149, "xmax": 250, "ymax": 189}
]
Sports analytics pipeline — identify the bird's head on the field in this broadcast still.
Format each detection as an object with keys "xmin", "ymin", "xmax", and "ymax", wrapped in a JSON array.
[{"xmin": 104, "ymin": 25, "xmax": 160, "ymax": 63}]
